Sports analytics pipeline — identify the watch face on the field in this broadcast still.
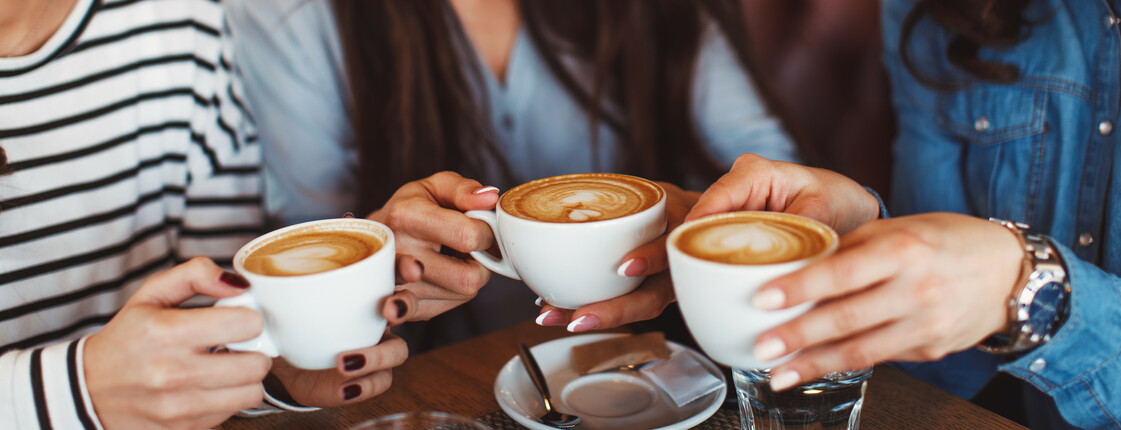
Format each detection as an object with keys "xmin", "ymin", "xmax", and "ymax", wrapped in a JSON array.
[{"xmin": 1028, "ymin": 281, "xmax": 1066, "ymax": 338}]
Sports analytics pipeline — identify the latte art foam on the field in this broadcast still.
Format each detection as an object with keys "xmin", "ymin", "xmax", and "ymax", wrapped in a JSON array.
[
  {"xmin": 501, "ymin": 173, "xmax": 663, "ymax": 223},
  {"xmin": 676, "ymin": 213, "xmax": 833, "ymax": 265},
  {"xmin": 243, "ymin": 230, "xmax": 382, "ymax": 277}
]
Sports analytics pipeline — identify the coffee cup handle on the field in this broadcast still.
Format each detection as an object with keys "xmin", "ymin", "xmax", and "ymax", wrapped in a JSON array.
[
  {"xmin": 214, "ymin": 292, "xmax": 280, "ymax": 357},
  {"xmin": 464, "ymin": 210, "xmax": 521, "ymax": 280}
]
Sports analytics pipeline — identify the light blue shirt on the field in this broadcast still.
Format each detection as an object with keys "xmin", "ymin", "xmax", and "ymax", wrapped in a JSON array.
[{"xmin": 225, "ymin": 0, "xmax": 799, "ymax": 226}]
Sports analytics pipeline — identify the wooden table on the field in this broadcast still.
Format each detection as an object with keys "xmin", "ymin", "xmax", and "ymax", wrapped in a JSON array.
[{"xmin": 219, "ymin": 320, "xmax": 1025, "ymax": 429}]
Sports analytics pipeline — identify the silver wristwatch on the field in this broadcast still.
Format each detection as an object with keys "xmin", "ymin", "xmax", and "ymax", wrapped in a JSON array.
[{"xmin": 978, "ymin": 219, "xmax": 1071, "ymax": 355}]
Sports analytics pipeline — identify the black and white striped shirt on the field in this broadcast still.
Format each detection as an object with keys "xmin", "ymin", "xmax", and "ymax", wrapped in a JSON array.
[{"xmin": 0, "ymin": 0, "xmax": 262, "ymax": 427}]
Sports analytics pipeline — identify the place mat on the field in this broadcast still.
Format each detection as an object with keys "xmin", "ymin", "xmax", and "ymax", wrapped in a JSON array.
[{"xmin": 477, "ymin": 405, "xmax": 741, "ymax": 429}]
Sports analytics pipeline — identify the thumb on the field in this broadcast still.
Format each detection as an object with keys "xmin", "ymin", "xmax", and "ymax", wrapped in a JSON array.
[{"xmin": 127, "ymin": 256, "xmax": 250, "ymax": 308}]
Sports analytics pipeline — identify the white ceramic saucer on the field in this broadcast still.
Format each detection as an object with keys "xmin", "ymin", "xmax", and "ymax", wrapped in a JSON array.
[{"xmin": 494, "ymin": 333, "xmax": 726, "ymax": 430}]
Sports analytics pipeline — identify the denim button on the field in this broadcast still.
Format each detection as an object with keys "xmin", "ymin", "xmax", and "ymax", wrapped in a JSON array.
[
  {"xmin": 974, "ymin": 116, "xmax": 990, "ymax": 132},
  {"xmin": 1106, "ymin": 14, "xmax": 1119, "ymax": 28},
  {"xmin": 1029, "ymin": 358, "xmax": 1047, "ymax": 372},
  {"xmin": 1079, "ymin": 232, "xmax": 1094, "ymax": 247},
  {"xmin": 1100, "ymin": 120, "xmax": 1114, "ymax": 136}
]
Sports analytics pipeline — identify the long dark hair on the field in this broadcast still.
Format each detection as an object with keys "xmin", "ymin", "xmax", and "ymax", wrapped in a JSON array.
[
  {"xmin": 330, "ymin": 0, "xmax": 799, "ymax": 214},
  {"xmin": 900, "ymin": 0, "xmax": 1033, "ymax": 87}
]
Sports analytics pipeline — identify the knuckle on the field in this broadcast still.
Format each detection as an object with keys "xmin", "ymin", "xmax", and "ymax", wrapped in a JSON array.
[
  {"xmin": 913, "ymin": 281, "xmax": 942, "ymax": 309},
  {"xmin": 368, "ymin": 371, "xmax": 394, "ymax": 397},
  {"xmin": 431, "ymin": 171, "xmax": 459, "ymax": 182},
  {"xmin": 841, "ymin": 344, "xmax": 875, "ymax": 369},
  {"xmin": 454, "ymin": 266, "xmax": 489, "ymax": 295},
  {"xmin": 732, "ymin": 153, "xmax": 764, "ymax": 168},
  {"xmin": 151, "ymin": 397, "xmax": 190, "ymax": 422},
  {"xmin": 455, "ymin": 225, "xmax": 483, "ymax": 252},
  {"xmin": 831, "ymin": 301, "xmax": 864, "ymax": 333},
  {"xmin": 146, "ymin": 361, "xmax": 186, "ymax": 390},
  {"xmin": 916, "ymin": 345, "xmax": 949, "ymax": 361},
  {"xmin": 385, "ymin": 201, "xmax": 418, "ymax": 229}
]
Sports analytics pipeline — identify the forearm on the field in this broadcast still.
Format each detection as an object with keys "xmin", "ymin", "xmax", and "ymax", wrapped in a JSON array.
[{"xmin": 0, "ymin": 337, "xmax": 103, "ymax": 430}]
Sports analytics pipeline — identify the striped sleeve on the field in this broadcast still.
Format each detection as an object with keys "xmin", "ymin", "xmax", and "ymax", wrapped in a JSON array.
[
  {"xmin": 188, "ymin": 16, "xmax": 259, "ymax": 181},
  {"xmin": 0, "ymin": 337, "xmax": 103, "ymax": 430},
  {"xmin": 178, "ymin": 16, "xmax": 264, "ymax": 262}
]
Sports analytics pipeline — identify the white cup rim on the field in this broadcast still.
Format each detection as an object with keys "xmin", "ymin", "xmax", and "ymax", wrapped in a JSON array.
[
  {"xmin": 495, "ymin": 173, "xmax": 667, "ymax": 228},
  {"xmin": 234, "ymin": 218, "xmax": 394, "ymax": 281},
  {"xmin": 666, "ymin": 211, "xmax": 839, "ymax": 269}
]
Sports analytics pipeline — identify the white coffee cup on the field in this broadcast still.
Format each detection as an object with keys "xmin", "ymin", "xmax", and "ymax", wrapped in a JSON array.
[
  {"xmin": 465, "ymin": 174, "xmax": 667, "ymax": 310},
  {"xmin": 667, "ymin": 211, "xmax": 838, "ymax": 370},
  {"xmin": 216, "ymin": 218, "xmax": 395, "ymax": 369}
]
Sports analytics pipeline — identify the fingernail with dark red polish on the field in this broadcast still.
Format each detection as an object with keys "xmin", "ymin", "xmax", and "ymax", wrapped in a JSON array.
[
  {"xmin": 342, "ymin": 212, "xmax": 355, "ymax": 218},
  {"xmin": 343, "ymin": 354, "xmax": 365, "ymax": 371},
  {"xmin": 343, "ymin": 384, "xmax": 361, "ymax": 400},
  {"xmin": 220, "ymin": 272, "xmax": 250, "ymax": 289},
  {"xmin": 394, "ymin": 299, "xmax": 408, "ymax": 319}
]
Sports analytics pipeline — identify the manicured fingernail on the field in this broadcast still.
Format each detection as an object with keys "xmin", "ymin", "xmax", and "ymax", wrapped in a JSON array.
[
  {"xmin": 393, "ymin": 299, "xmax": 407, "ymax": 319},
  {"xmin": 754, "ymin": 337, "xmax": 787, "ymax": 362},
  {"xmin": 343, "ymin": 354, "xmax": 365, "ymax": 371},
  {"xmin": 753, "ymin": 288, "xmax": 785, "ymax": 310},
  {"xmin": 473, "ymin": 186, "xmax": 499, "ymax": 195},
  {"xmin": 534, "ymin": 297, "xmax": 543, "ymax": 306},
  {"xmin": 343, "ymin": 384, "xmax": 362, "ymax": 400},
  {"xmin": 616, "ymin": 258, "xmax": 648, "ymax": 277},
  {"xmin": 567, "ymin": 315, "xmax": 599, "ymax": 333},
  {"xmin": 770, "ymin": 370, "xmax": 800, "ymax": 392},
  {"xmin": 535, "ymin": 310, "xmax": 565, "ymax": 326},
  {"xmin": 220, "ymin": 272, "xmax": 250, "ymax": 289},
  {"xmin": 342, "ymin": 212, "xmax": 355, "ymax": 218}
]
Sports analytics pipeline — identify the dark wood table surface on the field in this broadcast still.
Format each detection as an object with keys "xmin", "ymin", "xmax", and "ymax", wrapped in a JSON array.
[{"xmin": 218, "ymin": 320, "xmax": 1025, "ymax": 430}]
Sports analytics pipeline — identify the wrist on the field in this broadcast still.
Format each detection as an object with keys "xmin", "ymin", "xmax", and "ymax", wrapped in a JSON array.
[{"xmin": 979, "ymin": 219, "xmax": 1071, "ymax": 354}]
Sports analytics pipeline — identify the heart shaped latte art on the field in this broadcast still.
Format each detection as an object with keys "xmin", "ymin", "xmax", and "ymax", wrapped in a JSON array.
[{"xmin": 243, "ymin": 231, "xmax": 382, "ymax": 276}]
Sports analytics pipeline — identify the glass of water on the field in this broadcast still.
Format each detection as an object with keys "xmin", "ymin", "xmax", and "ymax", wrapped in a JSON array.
[
  {"xmin": 348, "ymin": 411, "xmax": 493, "ymax": 430},
  {"xmin": 733, "ymin": 367, "xmax": 873, "ymax": 430}
]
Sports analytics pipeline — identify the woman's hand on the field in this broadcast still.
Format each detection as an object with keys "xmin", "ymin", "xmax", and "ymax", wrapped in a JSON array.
[
  {"xmin": 687, "ymin": 154, "xmax": 881, "ymax": 234},
  {"xmin": 754, "ymin": 213, "xmax": 1024, "ymax": 390},
  {"xmin": 84, "ymin": 257, "xmax": 271, "ymax": 430},
  {"xmin": 268, "ymin": 255, "xmax": 423, "ymax": 407},
  {"xmin": 367, "ymin": 171, "xmax": 500, "ymax": 321},
  {"xmin": 534, "ymin": 182, "xmax": 699, "ymax": 332}
]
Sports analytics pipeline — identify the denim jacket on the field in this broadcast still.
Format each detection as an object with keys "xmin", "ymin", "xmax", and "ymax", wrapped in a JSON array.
[{"xmin": 884, "ymin": 0, "xmax": 1121, "ymax": 428}]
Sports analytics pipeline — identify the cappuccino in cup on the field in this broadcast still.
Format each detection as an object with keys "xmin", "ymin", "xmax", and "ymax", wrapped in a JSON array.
[
  {"xmin": 243, "ymin": 229, "xmax": 383, "ymax": 277},
  {"xmin": 674, "ymin": 211, "xmax": 833, "ymax": 265},
  {"xmin": 668, "ymin": 212, "xmax": 838, "ymax": 370},
  {"xmin": 216, "ymin": 218, "xmax": 396, "ymax": 369},
  {"xmin": 466, "ymin": 173, "xmax": 667, "ymax": 309},
  {"xmin": 500, "ymin": 173, "xmax": 663, "ymax": 223}
]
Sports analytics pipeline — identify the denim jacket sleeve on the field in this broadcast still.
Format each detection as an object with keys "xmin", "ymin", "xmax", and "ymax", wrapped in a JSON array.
[{"xmin": 998, "ymin": 242, "xmax": 1121, "ymax": 428}]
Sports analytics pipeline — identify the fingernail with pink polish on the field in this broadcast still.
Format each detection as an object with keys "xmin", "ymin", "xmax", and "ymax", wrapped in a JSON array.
[
  {"xmin": 473, "ymin": 186, "xmax": 499, "ymax": 195},
  {"xmin": 753, "ymin": 288, "xmax": 785, "ymax": 310},
  {"xmin": 770, "ymin": 370, "xmax": 801, "ymax": 392},
  {"xmin": 754, "ymin": 337, "xmax": 787, "ymax": 362},
  {"xmin": 535, "ymin": 310, "xmax": 565, "ymax": 326},
  {"xmin": 567, "ymin": 315, "xmax": 599, "ymax": 333},
  {"xmin": 534, "ymin": 297, "xmax": 544, "ymax": 307},
  {"xmin": 616, "ymin": 258, "xmax": 648, "ymax": 277}
]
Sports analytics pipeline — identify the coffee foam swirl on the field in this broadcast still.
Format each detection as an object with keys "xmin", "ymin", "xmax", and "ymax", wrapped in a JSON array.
[
  {"xmin": 501, "ymin": 174, "xmax": 662, "ymax": 223},
  {"xmin": 676, "ymin": 214, "xmax": 833, "ymax": 265},
  {"xmin": 243, "ymin": 231, "xmax": 382, "ymax": 277}
]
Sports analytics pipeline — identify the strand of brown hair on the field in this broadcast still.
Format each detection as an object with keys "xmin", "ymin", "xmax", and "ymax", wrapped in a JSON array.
[{"xmin": 901, "ymin": 0, "xmax": 1032, "ymax": 89}]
